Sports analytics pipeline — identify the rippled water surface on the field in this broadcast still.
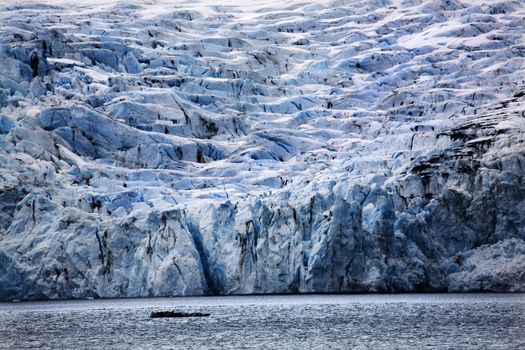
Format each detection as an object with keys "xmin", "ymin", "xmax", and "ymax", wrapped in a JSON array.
[{"xmin": 0, "ymin": 294, "xmax": 524, "ymax": 349}]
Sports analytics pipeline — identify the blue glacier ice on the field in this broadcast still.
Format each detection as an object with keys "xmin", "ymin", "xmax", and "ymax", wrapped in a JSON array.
[{"xmin": 0, "ymin": 0, "xmax": 524, "ymax": 300}]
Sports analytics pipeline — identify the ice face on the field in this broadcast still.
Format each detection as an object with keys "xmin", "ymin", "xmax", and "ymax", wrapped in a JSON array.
[{"xmin": 0, "ymin": 0, "xmax": 524, "ymax": 300}]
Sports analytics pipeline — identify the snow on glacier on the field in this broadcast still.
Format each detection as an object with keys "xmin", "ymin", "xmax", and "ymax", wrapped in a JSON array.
[{"xmin": 0, "ymin": 0, "xmax": 524, "ymax": 300}]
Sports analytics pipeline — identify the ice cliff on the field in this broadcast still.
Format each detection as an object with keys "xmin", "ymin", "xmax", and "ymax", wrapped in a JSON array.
[{"xmin": 1, "ymin": 0, "xmax": 525, "ymax": 300}]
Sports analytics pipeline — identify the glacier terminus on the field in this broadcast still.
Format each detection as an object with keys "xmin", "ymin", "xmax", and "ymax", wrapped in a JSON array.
[{"xmin": 0, "ymin": 0, "xmax": 525, "ymax": 300}]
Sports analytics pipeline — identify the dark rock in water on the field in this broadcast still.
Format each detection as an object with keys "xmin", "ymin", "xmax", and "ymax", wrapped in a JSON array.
[{"xmin": 150, "ymin": 311, "xmax": 210, "ymax": 318}]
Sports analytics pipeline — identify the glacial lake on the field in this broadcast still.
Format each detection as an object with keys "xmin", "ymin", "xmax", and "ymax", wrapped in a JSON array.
[{"xmin": 0, "ymin": 294, "xmax": 523, "ymax": 349}]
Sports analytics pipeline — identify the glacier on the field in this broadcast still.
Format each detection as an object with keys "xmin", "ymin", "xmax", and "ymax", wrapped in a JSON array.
[{"xmin": 0, "ymin": 0, "xmax": 524, "ymax": 300}]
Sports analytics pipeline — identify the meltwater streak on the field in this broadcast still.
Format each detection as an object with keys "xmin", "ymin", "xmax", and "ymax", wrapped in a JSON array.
[{"xmin": 0, "ymin": 294, "xmax": 524, "ymax": 349}]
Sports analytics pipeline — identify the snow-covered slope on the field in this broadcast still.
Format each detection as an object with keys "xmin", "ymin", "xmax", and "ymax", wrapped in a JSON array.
[{"xmin": 1, "ymin": 0, "xmax": 524, "ymax": 300}]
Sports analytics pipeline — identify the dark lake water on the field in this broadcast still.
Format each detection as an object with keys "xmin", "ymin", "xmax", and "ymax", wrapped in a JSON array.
[{"xmin": 0, "ymin": 294, "xmax": 523, "ymax": 349}]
